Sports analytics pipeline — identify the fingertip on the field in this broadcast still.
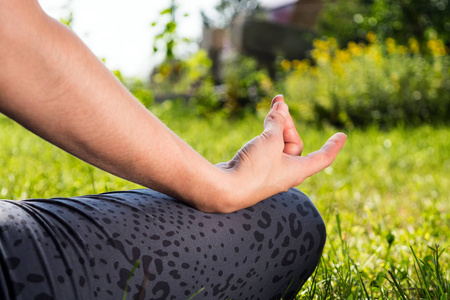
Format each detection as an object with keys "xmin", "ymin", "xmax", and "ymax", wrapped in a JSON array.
[
  {"xmin": 264, "ymin": 102, "xmax": 289, "ymax": 132},
  {"xmin": 271, "ymin": 94, "xmax": 285, "ymax": 108},
  {"xmin": 322, "ymin": 132, "xmax": 347, "ymax": 155},
  {"xmin": 328, "ymin": 132, "xmax": 346, "ymax": 142}
]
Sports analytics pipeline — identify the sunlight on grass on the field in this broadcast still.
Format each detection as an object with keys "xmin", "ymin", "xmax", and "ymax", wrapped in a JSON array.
[{"xmin": 0, "ymin": 110, "xmax": 448, "ymax": 298}]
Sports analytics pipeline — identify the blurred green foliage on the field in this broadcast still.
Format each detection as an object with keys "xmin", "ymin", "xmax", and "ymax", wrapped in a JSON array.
[
  {"xmin": 150, "ymin": 50, "xmax": 212, "ymax": 98},
  {"xmin": 150, "ymin": 51, "xmax": 275, "ymax": 117},
  {"xmin": 147, "ymin": 35, "xmax": 449, "ymax": 128},
  {"xmin": 280, "ymin": 36, "xmax": 450, "ymax": 128},
  {"xmin": 151, "ymin": 0, "xmax": 191, "ymax": 60},
  {"xmin": 147, "ymin": 0, "xmax": 450, "ymax": 127},
  {"xmin": 317, "ymin": 0, "xmax": 450, "ymax": 47},
  {"xmin": 220, "ymin": 55, "xmax": 274, "ymax": 116}
]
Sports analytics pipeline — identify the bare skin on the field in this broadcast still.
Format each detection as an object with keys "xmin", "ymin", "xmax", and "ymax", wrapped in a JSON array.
[{"xmin": 0, "ymin": 0, "xmax": 346, "ymax": 213}]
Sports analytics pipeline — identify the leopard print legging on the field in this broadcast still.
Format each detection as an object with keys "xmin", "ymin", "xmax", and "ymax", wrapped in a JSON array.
[{"xmin": 0, "ymin": 188, "xmax": 326, "ymax": 300}]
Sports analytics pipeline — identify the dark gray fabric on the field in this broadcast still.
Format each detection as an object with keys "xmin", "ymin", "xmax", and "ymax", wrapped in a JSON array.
[{"xmin": 0, "ymin": 188, "xmax": 326, "ymax": 300}]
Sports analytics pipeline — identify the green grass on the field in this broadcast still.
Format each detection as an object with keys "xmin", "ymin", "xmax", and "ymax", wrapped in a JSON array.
[{"xmin": 0, "ymin": 105, "xmax": 448, "ymax": 299}]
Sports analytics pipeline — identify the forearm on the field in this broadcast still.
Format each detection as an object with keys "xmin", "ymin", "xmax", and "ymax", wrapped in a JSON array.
[
  {"xmin": 0, "ymin": 1, "xmax": 347, "ymax": 214},
  {"xmin": 0, "ymin": 0, "xmax": 232, "ymax": 212}
]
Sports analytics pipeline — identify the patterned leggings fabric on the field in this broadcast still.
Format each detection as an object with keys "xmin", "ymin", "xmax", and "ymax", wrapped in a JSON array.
[{"xmin": 0, "ymin": 188, "xmax": 326, "ymax": 300}]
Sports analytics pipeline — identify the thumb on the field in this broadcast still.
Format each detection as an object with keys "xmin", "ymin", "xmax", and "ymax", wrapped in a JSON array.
[
  {"xmin": 263, "ymin": 102, "xmax": 289, "ymax": 135},
  {"xmin": 295, "ymin": 132, "xmax": 347, "ymax": 181}
]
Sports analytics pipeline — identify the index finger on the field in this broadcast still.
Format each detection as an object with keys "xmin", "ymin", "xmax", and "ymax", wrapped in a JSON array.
[{"xmin": 270, "ymin": 95, "xmax": 303, "ymax": 156}]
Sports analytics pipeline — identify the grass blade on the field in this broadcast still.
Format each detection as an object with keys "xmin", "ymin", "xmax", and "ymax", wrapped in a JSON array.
[{"xmin": 122, "ymin": 260, "xmax": 140, "ymax": 300}]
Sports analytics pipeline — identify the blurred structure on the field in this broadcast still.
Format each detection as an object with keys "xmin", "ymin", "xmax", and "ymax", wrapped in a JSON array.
[
  {"xmin": 266, "ymin": 0, "xmax": 323, "ymax": 28},
  {"xmin": 201, "ymin": 0, "xmax": 323, "ymax": 81}
]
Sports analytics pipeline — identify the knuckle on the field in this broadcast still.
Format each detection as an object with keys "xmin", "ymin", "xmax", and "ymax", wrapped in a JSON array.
[
  {"xmin": 314, "ymin": 151, "xmax": 333, "ymax": 168},
  {"xmin": 265, "ymin": 110, "xmax": 286, "ymax": 125}
]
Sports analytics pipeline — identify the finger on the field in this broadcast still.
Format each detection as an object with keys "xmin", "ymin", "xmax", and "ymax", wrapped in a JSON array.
[
  {"xmin": 284, "ymin": 142, "xmax": 303, "ymax": 156},
  {"xmin": 283, "ymin": 113, "xmax": 303, "ymax": 156},
  {"xmin": 270, "ymin": 95, "xmax": 303, "ymax": 155},
  {"xmin": 271, "ymin": 94, "xmax": 285, "ymax": 108},
  {"xmin": 295, "ymin": 132, "xmax": 347, "ymax": 180},
  {"xmin": 264, "ymin": 101, "xmax": 288, "ymax": 134}
]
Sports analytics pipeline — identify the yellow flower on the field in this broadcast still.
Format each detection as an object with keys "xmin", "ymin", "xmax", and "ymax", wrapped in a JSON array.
[
  {"xmin": 386, "ymin": 38, "xmax": 396, "ymax": 54},
  {"xmin": 281, "ymin": 59, "xmax": 291, "ymax": 71},
  {"xmin": 332, "ymin": 61, "xmax": 344, "ymax": 77},
  {"xmin": 348, "ymin": 42, "xmax": 363, "ymax": 57},
  {"xmin": 295, "ymin": 60, "xmax": 310, "ymax": 73},
  {"xmin": 428, "ymin": 39, "xmax": 448, "ymax": 56},
  {"xmin": 398, "ymin": 45, "xmax": 408, "ymax": 55},
  {"xmin": 408, "ymin": 38, "xmax": 420, "ymax": 54},
  {"xmin": 366, "ymin": 31, "xmax": 377, "ymax": 44},
  {"xmin": 335, "ymin": 49, "xmax": 351, "ymax": 63},
  {"xmin": 386, "ymin": 38, "xmax": 395, "ymax": 45},
  {"xmin": 291, "ymin": 59, "xmax": 301, "ymax": 69},
  {"xmin": 328, "ymin": 37, "xmax": 338, "ymax": 49}
]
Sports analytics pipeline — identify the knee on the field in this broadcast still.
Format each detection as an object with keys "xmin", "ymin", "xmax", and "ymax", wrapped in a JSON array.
[
  {"xmin": 236, "ymin": 188, "xmax": 326, "ymax": 298},
  {"xmin": 266, "ymin": 188, "xmax": 327, "ymax": 255}
]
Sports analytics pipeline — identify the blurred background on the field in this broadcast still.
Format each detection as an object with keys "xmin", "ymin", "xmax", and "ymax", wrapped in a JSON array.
[
  {"xmin": 39, "ymin": 0, "xmax": 450, "ymax": 126},
  {"xmin": 3, "ymin": 0, "xmax": 449, "ymax": 298}
]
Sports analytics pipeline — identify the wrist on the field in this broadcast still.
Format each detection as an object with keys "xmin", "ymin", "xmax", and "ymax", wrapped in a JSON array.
[
  {"xmin": 190, "ymin": 165, "xmax": 263, "ymax": 214},
  {"xmin": 181, "ymin": 166, "xmax": 239, "ymax": 213}
]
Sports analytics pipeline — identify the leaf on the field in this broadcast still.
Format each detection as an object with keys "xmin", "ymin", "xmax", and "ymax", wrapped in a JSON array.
[
  {"xmin": 166, "ymin": 21, "xmax": 177, "ymax": 33},
  {"xmin": 155, "ymin": 33, "xmax": 165, "ymax": 40},
  {"xmin": 160, "ymin": 8, "xmax": 173, "ymax": 15}
]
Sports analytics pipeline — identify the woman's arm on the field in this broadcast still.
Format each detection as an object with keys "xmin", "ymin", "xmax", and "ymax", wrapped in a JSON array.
[{"xmin": 0, "ymin": 0, "xmax": 346, "ymax": 213}]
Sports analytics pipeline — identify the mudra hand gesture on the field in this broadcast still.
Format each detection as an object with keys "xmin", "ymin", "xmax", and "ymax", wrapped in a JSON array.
[{"xmin": 214, "ymin": 95, "xmax": 346, "ymax": 212}]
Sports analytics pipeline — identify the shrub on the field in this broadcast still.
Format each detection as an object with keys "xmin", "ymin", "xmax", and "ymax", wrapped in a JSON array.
[
  {"xmin": 150, "ymin": 50, "xmax": 213, "ymax": 98},
  {"xmin": 187, "ymin": 54, "xmax": 275, "ymax": 117},
  {"xmin": 317, "ymin": 0, "xmax": 450, "ymax": 47},
  {"xmin": 281, "ymin": 35, "xmax": 450, "ymax": 128},
  {"xmin": 221, "ymin": 55, "xmax": 274, "ymax": 116}
]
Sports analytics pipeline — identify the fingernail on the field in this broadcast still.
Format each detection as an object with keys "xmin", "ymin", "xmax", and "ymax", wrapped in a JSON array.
[{"xmin": 272, "ymin": 94, "xmax": 284, "ymax": 101}]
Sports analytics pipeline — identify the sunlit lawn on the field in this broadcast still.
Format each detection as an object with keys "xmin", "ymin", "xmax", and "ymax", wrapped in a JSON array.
[{"xmin": 0, "ymin": 106, "xmax": 448, "ymax": 299}]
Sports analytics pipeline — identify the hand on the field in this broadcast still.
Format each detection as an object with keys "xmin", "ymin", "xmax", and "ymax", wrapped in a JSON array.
[{"xmin": 216, "ymin": 95, "xmax": 347, "ymax": 212}]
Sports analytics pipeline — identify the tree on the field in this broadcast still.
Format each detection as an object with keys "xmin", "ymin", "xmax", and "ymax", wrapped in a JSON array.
[
  {"xmin": 317, "ymin": 0, "xmax": 450, "ymax": 46},
  {"xmin": 201, "ymin": 0, "xmax": 261, "ymax": 29}
]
